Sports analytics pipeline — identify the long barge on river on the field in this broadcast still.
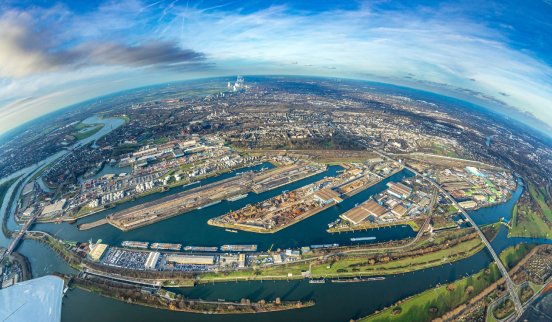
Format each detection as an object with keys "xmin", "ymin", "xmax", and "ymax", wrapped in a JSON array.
[
  {"xmin": 220, "ymin": 244, "xmax": 257, "ymax": 252},
  {"xmin": 331, "ymin": 276, "xmax": 385, "ymax": 283},
  {"xmin": 350, "ymin": 236, "xmax": 376, "ymax": 242},
  {"xmin": 121, "ymin": 241, "xmax": 149, "ymax": 249},
  {"xmin": 184, "ymin": 246, "xmax": 219, "ymax": 252},
  {"xmin": 150, "ymin": 243, "xmax": 182, "ymax": 251},
  {"xmin": 310, "ymin": 243, "xmax": 339, "ymax": 249}
]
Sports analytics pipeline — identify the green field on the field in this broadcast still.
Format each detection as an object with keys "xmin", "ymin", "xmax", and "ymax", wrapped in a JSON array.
[
  {"xmin": 72, "ymin": 124, "xmax": 104, "ymax": 140},
  {"xmin": 499, "ymin": 243, "xmax": 535, "ymax": 270},
  {"xmin": 198, "ymin": 236, "xmax": 484, "ymax": 282},
  {"xmin": 509, "ymin": 184, "xmax": 552, "ymax": 239},
  {"xmin": 528, "ymin": 184, "xmax": 552, "ymax": 222},
  {"xmin": 359, "ymin": 244, "xmax": 532, "ymax": 322},
  {"xmin": 360, "ymin": 264, "xmax": 500, "ymax": 322}
]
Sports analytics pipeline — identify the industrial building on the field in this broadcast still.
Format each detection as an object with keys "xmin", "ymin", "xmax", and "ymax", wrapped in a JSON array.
[
  {"xmin": 165, "ymin": 254, "xmax": 215, "ymax": 265},
  {"xmin": 458, "ymin": 200, "xmax": 478, "ymax": 209},
  {"xmin": 341, "ymin": 199, "xmax": 387, "ymax": 225},
  {"xmin": 391, "ymin": 204, "xmax": 408, "ymax": 218},
  {"xmin": 386, "ymin": 182, "xmax": 412, "ymax": 199},
  {"xmin": 238, "ymin": 254, "xmax": 246, "ymax": 268},
  {"xmin": 88, "ymin": 244, "xmax": 108, "ymax": 261},
  {"xmin": 144, "ymin": 252, "xmax": 160, "ymax": 270},
  {"xmin": 41, "ymin": 199, "xmax": 66, "ymax": 217},
  {"xmin": 314, "ymin": 188, "xmax": 343, "ymax": 204}
]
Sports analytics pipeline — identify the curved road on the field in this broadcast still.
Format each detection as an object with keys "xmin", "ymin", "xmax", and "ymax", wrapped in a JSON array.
[{"xmin": 365, "ymin": 143, "xmax": 524, "ymax": 317}]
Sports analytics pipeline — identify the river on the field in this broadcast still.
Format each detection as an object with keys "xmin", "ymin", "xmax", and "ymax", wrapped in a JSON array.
[
  {"xmin": 2, "ymin": 139, "xmax": 549, "ymax": 321},
  {"xmin": 31, "ymin": 165, "xmax": 415, "ymax": 250}
]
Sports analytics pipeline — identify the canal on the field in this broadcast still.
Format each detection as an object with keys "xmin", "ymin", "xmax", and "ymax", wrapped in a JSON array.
[
  {"xmin": 32, "ymin": 165, "xmax": 416, "ymax": 250},
  {"xmin": 5, "ymin": 159, "xmax": 549, "ymax": 322}
]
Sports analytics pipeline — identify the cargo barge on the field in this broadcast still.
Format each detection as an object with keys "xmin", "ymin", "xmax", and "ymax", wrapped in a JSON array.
[
  {"xmin": 150, "ymin": 243, "xmax": 182, "ymax": 251},
  {"xmin": 331, "ymin": 277, "xmax": 385, "ymax": 283},
  {"xmin": 310, "ymin": 243, "xmax": 339, "ymax": 249},
  {"xmin": 220, "ymin": 244, "xmax": 257, "ymax": 252},
  {"xmin": 183, "ymin": 246, "xmax": 219, "ymax": 252},
  {"xmin": 309, "ymin": 279, "xmax": 326, "ymax": 284},
  {"xmin": 121, "ymin": 241, "xmax": 149, "ymax": 249},
  {"xmin": 350, "ymin": 237, "xmax": 376, "ymax": 242}
]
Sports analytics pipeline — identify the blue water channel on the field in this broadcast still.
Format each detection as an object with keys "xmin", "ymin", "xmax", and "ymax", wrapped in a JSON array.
[
  {"xmin": 32, "ymin": 164, "xmax": 416, "ymax": 250},
  {"xmin": 7, "ymin": 163, "xmax": 551, "ymax": 322}
]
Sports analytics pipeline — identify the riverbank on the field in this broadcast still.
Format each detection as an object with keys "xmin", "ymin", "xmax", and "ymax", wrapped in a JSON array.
[
  {"xmin": 196, "ymin": 227, "xmax": 491, "ymax": 284},
  {"xmin": 357, "ymin": 242, "xmax": 538, "ymax": 322},
  {"xmin": 67, "ymin": 273, "xmax": 314, "ymax": 314},
  {"xmin": 327, "ymin": 219, "xmax": 422, "ymax": 233},
  {"xmin": 22, "ymin": 225, "xmax": 493, "ymax": 290},
  {"xmin": 509, "ymin": 182, "xmax": 552, "ymax": 239},
  {"xmin": 58, "ymin": 161, "xmax": 268, "ymax": 224}
]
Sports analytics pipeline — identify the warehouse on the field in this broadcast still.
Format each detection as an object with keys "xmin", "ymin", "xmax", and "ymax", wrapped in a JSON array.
[
  {"xmin": 314, "ymin": 188, "xmax": 343, "ymax": 205},
  {"xmin": 341, "ymin": 207, "xmax": 371, "ymax": 225},
  {"xmin": 144, "ymin": 252, "xmax": 160, "ymax": 270},
  {"xmin": 391, "ymin": 204, "xmax": 408, "ymax": 218},
  {"xmin": 341, "ymin": 199, "xmax": 388, "ymax": 225},
  {"xmin": 165, "ymin": 254, "xmax": 215, "ymax": 265},
  {"xmin": 89, "ymin": 244, "xmax": 108, "ymax": 262},
  {"xmin": 41, "ymin": 199, "xmax": 67, "ymax": 217},
  {"xmin": 386, "ymin": 182, "xmax": 412, "ymax": 199}
]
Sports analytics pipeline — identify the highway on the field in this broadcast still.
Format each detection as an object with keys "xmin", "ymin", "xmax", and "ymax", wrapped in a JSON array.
[
  {"xmin": 503, "ymin": 279, "xmax": 552, "ymax": 322},
  {"xmin": 365, "ymin": 144, "xmax": 524, "ymax": 317}
]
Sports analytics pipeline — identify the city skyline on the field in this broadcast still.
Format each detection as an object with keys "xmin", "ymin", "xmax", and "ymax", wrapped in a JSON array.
[{"xmin": 1, "ymin": 0, "xmax": 551, "ymax": 135}]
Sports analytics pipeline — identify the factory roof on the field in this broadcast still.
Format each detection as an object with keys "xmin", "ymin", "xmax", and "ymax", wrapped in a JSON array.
[
  {"xmin": 314, "ymin": 188, "xmax": 342, "ymax": 203},
  {"xmin": 387, "ymin": 182, "xmax": 412, "ymax": 197},
  {"xmin": 89, "ymin": 244, "xmax": 108, "ymax": 261},
  {"xmin": 41, "ymin": 199, "xmax": 66, "ymax": 216},
  {"xmin": 341, "ymin": 207, "xmax": 371, "ymax": 225},
  {"xmin": 363, "ymin": 199, "xmax": 388, "ymax": 217},
  {"xmin": 391, "ymin": 204, "xmax": 408, "ymax": 217},
  {"xmin": 166, "ymin": 254, "xmax": 215, "ymax": 265}
]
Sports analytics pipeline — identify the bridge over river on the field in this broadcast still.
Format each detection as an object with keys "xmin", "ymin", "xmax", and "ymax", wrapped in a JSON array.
[
  {"xmin": 0, "ymin": 215, "xmax": 36, "ymax": 262},
  {"xmin": 366, "ymin": 144, "xmax": 524, "ymax": 318}
]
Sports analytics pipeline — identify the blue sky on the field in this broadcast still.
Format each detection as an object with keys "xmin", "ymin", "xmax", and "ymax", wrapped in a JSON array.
[{"xmin": 1, "ymin": 0, "xmax": 551, "ymax": 134}]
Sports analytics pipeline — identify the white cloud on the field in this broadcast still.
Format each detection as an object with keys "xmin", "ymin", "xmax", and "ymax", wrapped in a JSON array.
[{"xmin": 0, "ymin": 0, "xmax": 551, "ymax": 134}]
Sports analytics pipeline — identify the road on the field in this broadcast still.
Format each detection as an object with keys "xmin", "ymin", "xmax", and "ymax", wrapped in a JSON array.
[
  {"xmin": 503, "ymin": 279, "xmax": 552, "ymax": 322},
  {"xmin": 1, "ymin": 116, "xmax": 126, "ymax": 261},
  {"xmin": 366, "ymin": 145, "xmax": 524, "ymax": 317}
]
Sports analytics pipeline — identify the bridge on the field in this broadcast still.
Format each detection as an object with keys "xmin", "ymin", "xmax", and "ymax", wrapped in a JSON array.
[
  {"xmin": 367, "ymin": 145, "xmax": 524, "ymax": 317},
  {"xmin": 0, "ymin": 215, "xmax": 37, "ymax": 262}
]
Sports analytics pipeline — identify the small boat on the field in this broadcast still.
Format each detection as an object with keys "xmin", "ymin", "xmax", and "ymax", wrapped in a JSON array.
[
  {"xmin": 309, "ymin": 279, "xmax": 326, "ymax": 284},
  {"xmin": 225, "ymin": 229, "xmax": 238, "ymax": 233}
]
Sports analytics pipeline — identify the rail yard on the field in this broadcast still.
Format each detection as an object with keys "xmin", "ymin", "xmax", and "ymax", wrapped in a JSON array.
[{"xmin": 104, "ymin": 160, "xmax": 326, "ymax": 231}]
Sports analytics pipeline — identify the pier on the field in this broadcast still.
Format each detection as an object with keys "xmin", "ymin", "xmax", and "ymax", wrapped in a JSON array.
[{"xmin": 78, "ymin": 218, "xmax": 108, "ymax": 230}]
